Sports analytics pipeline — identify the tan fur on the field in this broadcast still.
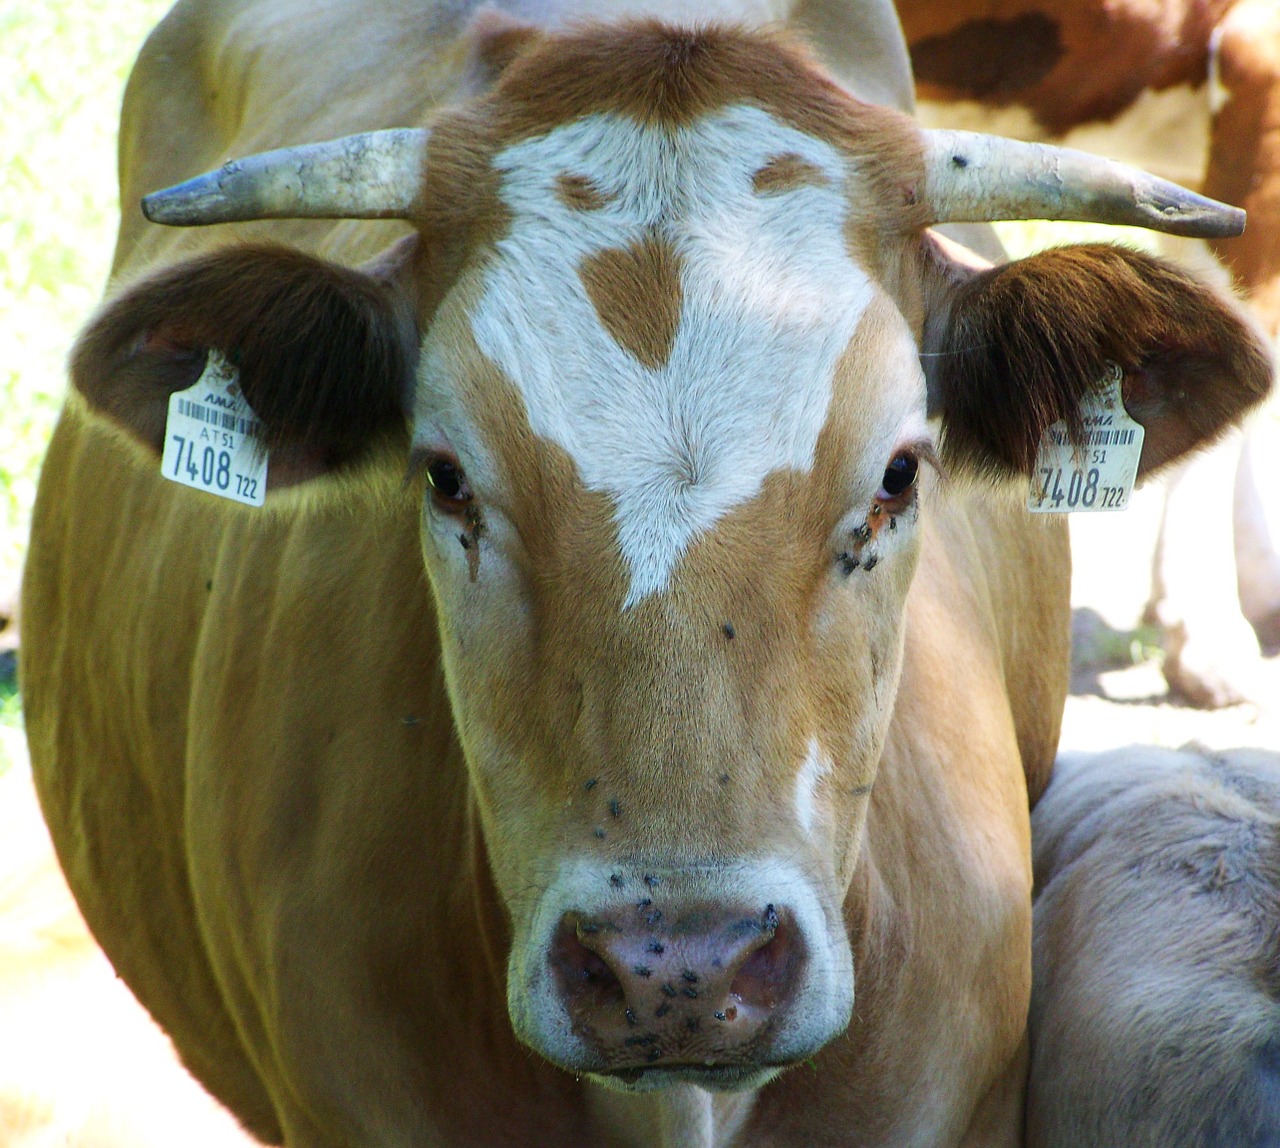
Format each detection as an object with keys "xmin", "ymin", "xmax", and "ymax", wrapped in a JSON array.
[
  {"xmin": 578, "ymin": 235, "xmax": 684, "ymax": 370},
  {"xmin": 1203, "ymin": 0, "xmax": 1280, "ymax": 320},
  {"xmin": 555, "ymin": 172, "xmax": 611, "ymax": 212},
  {"xmin": 0, "ymin": 766, "xmax": 256, "ymax": 1147},
  {"xmin": 1029, "ymin": 745, "xmax": 1280, "ymax": 1147},
  {"xmin": 751, "ymin": 152, "xmax": 831, "ymax": 195},
  {"xmin": 18, "ymin": 2, "xmax": 1269, "ymax": 1145}
]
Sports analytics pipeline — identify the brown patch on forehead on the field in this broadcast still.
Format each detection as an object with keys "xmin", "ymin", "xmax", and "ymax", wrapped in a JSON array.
[
  {"xmin": 408, "ymin": 112, "xmax": 514, "ymax": 328},
  {"xmin": 579, "ymin": 233, "xmax": 683, "ymax": 370},
  {"xmin": 494, "ymin": 21, "xmax": 825, "ymax": 131},
  {"xmin": 556, "ymin": 172, "xmax": 611, "ymax": 212},
  {"xmin": 751, "ymin": 153, "xmax": 830, "ymax": 197}
]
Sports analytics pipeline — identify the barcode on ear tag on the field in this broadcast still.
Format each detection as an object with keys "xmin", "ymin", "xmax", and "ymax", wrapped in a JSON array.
[
  {"xmin": 161, "ymin": 351, "xmax": 268, "ymax": 506},
  {"xmin": 1028, "ymin": 362, "xmax": 1144, "ymax": 513}
]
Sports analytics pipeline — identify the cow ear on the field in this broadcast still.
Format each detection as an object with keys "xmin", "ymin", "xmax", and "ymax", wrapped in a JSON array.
[
  {"xmin": 921, "ymin": 241, "xmax": 1273, "ymax": 479},
  {"xmin": 70, "ymin": 240, "xmax": 420, "ymax": 486}
]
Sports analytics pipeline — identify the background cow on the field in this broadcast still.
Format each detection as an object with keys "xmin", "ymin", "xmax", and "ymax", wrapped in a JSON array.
[
  {"xmin": 1029, "ymin": 743, "xmax": 1280, "ymax": 1147},
  {"xmin": 899, "ymin": 0, "xmax": 1280, "ymax": 707},
  {"xmin": 19, "ymin": 0, "xmax": 1271, "ymax": 1144}
]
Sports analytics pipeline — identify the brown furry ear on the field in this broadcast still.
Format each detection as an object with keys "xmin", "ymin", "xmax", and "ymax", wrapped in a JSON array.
[
  {"xmin": 71, "ymin": 243, "xmax": 418, "ymax": 476},
  {"xmin": 924, "ymin": 244, "xmax": 1273, "ymax": 479}
]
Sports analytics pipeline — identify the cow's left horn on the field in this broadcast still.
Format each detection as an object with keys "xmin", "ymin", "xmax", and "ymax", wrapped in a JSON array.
[
  {"xmin": 141, "ymin": 129, "xmax": 430, "ymax": 226},
  {"xmin": 921, "ymin": 130, "xmax": 1245, "ymax": 239}
]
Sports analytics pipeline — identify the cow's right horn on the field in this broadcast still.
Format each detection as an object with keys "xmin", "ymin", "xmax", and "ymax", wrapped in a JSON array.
[
  {"xmin": 920, "ymin": 129, "xmax": 1246, "ymax": 239},
  {"xmin": 141, "ymin": 128, "xmax": 430, "ymax": 226}
]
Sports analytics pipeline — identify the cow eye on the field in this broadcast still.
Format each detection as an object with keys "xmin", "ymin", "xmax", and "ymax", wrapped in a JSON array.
[
  {"xmin": 878, "ymin": 454, "xmax": 918, "ymax": 499},
  {"xmin": 425, "ymin": 457, "xmax": 472, "ymax": 511}
]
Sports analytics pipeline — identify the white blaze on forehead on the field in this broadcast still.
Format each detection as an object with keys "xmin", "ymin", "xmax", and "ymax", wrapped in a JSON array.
[
  {"xmin": 470, "ymin": 105, "xmax": 875, "ymax": 606},
  {"xmin": 795, "ymin": 737, "xmax": 832, "ymax": 835}
]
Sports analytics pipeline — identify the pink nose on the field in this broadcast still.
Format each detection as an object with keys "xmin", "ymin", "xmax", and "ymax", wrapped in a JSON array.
[{"xmin": 550, "ymin": 900, "xmax": 800, "ymax": 1069}]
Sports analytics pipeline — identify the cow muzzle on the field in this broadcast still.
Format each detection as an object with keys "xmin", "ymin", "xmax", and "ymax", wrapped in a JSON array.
[{"xmin": 508, "ymin": 859, "xmax": 854, "ymax": 1090}]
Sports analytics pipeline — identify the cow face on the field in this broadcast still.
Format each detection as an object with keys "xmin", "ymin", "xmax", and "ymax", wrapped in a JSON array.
[
  {"xmin": 417, "ymin": 277, "xmax": 927, "ymax": 1089},
  {"xmin": 404, "ymin": 29, "xmax": 940, "ymax": 1085},
  {"xmin": 69, "ymin": 20, "xmax": 1270, "ymax": 1096}
]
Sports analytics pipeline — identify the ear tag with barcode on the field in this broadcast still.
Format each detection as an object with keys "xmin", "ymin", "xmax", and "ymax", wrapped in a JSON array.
[
  {"xmin": 1028, "ymin": 362, "xmax": 1144, "ymax": 513},
  {"xmin": 161, "ymin": 351, "xmax": 268, "ymax": 506}
]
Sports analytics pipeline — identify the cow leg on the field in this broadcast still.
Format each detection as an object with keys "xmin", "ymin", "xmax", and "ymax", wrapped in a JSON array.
[
  {"xmin": 1147, "ymin": 427, "xmax": 1266, "ymax": 707},
  {"xmin": 1235, "ymin": 406, "xmax": 1280, "ymax": 649},
  {"xmin": 1204, "ymin": 0, "xmax": 1280, "ymax": 329},
  {"xmin": 1204, "ymin": 0, "xmax": 1280, "ymax": 660},
  {"xmin": 1139, "ymin": 0, "xmax": 1280, "ymax": 706}
]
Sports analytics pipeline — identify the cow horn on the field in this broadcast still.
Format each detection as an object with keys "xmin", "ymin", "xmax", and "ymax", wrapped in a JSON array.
[
  {"xmin": 921, "ymin": 130, "xmax": 1245, "ymax": 239},
  {"xmin": 141, "ymin": 129, "xmax": 430, "ymax": 226}
]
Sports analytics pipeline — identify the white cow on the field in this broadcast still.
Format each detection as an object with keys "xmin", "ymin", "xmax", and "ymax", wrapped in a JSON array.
[{"xmin": 1029, "ymin": 743, "xmax": 1280, "ymax": 1147}]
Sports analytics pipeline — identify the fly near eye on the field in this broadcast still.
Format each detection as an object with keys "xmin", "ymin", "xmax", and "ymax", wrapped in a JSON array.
[
  {"xmin": 425, "ymin": 457, "xmax": 472, "ymax": 510},
  {"xmin": 879, "ymin": 454, "xmax": 918, "ymax": 499}
]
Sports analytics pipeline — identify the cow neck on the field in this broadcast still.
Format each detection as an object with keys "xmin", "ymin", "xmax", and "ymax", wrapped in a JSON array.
[{"xmin": 586, "ymin": 1079, "xmax": 759, "ymax": 1148}]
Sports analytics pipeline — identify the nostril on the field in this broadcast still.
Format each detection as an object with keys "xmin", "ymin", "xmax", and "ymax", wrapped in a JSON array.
[
  {"xmin": 551, "ymin": 901, "xmax": 805, "ymax": 1058},
  {"xmin": 552, "ymin": 918, "xmax": 624, "ymax": 1010},
  {"xmin": 729, "ymin": 911, "xmax": 799, "ymax": 1012}
]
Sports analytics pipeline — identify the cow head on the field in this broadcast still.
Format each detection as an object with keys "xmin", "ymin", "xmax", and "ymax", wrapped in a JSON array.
[{"xmin": 70, "ymin": 21, "xmax": 1270, "ymax": 1091}]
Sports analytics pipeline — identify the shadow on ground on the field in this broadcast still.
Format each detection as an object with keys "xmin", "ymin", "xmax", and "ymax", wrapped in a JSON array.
[{"xmin": 1069, "ymin": 607, "xmax": 1165, "ymax": 701}]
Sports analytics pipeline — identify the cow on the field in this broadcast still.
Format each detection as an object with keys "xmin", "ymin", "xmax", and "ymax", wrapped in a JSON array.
[
  {"xmin": 20, "ymin": 0, "xmax": 1271, "ymax": 1143},
  {"xmin": 1028, "ymin": 743, "xmax": 1280, "ymax": 1147},
  {"xmin": 898, "ymin": 0, "xmax": 1280, "ymax": 706}
]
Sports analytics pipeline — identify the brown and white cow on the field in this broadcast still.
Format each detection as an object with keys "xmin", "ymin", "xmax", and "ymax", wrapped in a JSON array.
[
  {"xmin": 20, "ymin": 0, "xmax": 1271, "ymax": 1144},
  {"xmin": 1029, "ymin": 744, "xmax": 1280, "ymax": 1148},
  {"xmin": 899, "ymin": 0, "xmax": 1280, "ymax": 706}
]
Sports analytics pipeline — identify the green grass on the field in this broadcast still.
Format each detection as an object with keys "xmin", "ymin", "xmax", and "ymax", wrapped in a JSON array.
[
  {"xmin": 0, "ymin": 0, "xmax": 171, "ymax": 771},
  {"xmin": 0, "ymin": 655, "xmax": 17, "ymax": 718}
]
